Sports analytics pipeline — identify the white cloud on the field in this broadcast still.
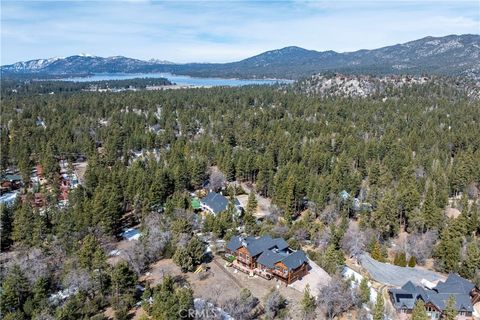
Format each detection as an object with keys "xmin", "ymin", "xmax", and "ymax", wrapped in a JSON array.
[{"xmin": 1, "ymin": 0, "xmax": 479, "ymax": 64}]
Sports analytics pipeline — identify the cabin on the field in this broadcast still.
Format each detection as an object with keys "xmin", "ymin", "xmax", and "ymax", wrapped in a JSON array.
[
  {"xmin": 226, "ymin": 235, "xmax": 309, "ymax": 285},
  {"xmin": 1, "ymin": 173, "xmax": 22, "ymax": 192},
  {"xmin": 201, "ymin": 191, "xmax": 242, "ymax": 215},
  {"xmin": 389, "ymin": 273, "xmax": 479, "ymax": 320}
]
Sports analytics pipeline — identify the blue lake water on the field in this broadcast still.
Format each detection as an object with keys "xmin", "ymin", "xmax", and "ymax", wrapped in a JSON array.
[{"xmin": 59, "ymin": 72, "xmax": 293, "ymax": 87}]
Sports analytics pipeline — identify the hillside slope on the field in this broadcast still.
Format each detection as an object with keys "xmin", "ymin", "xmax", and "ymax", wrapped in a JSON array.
[{"xmin": 2, "ymin": 34, "xmax": 479, "ymax": 79}]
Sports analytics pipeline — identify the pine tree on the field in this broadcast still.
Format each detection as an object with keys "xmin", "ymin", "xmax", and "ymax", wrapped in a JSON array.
[
  {"xmin": 301, "ymin": 284, "xmax": 316, "ymax": 319},
  {"xmin": 225, "ymin": 155, "xmax": 236, "ymax": 182},
  {"xmin": 243, "ymin": 210, "xmax": 258, "ymax": 235},
  {"xmin": 372, "ymin": 191, "xmax": 397, "ymax": 238},
  {"xmin": 393, "ymin": 252, "xmax": 400, "ymax": 266},
  {"xmin": 283, "ymin": 175, "xmax": 296, "ymax": 224},
  {"xmin": 460, "ymin": 242, "xmax": 480, "ymax": 280},
  {"xmin": 443, "ymin": 295, "xmax": 457, "ymax": 320},
  {"xmin": 373, "ymin": 293, "xmax": 384, "ymax": 320},
  {"xmin": 12, "ymin": 200, "xmax": 35, "ymax": 246},
  {"xmin": 173, "ymin": 247, "xmax": 194, "ymax": 272},
  {"xmin": 408, "ymin": 256, "xmax": 416, "ymax": 267},
  {"xmin": 320, "ymin": 243, "xmax": 345, "ymax": 274},
  {"xmin": 371, "ymin": 240, "xmax": 385, "ymax": 262},
  {"xmin": 186, "ymin": 236, "xmax": 205, "ymax": 266},
  {"xmin": 0, "ymin": 265, "xmax": 30, "ymax": 315},
  {"xmin": 435, "ymin": 226, "xmax": 462, "ymax": 272},
  {"xmin": 0, "ymin": 205, "xmax": 14, "ymax": 250},
  {"xmin": 246, "ymin": 188, "xmax": 258, "ymax": 215},
  {"xmin": 398, "ymin": 174, "xmax": 420, "ymax": 228},
  {"xmin": 91, "ymin": 183, "xmax": 122, "ymax": 235},
  {"xmin": 422, "ymin": 183, "xmax": 443, "ymax": 231},
  {"xmin": 111, "ymin": 262, "xmax": 137, "ymax": 307},
  {"xmin": 411, "ymin": 299, "xmax": 429, "ymax": 320},
  {"xmin": 78, "ymin": 235, "xmax": 101, "ymax": 271},
  {"xmin": 146, "ymin": 171, "xmax": 170, "ymax": 211},
  {"xmin": 359, "ymin": 278, "xmax": 370, "ymax": 304},
  {"xmin": 398, "ymin": 251, "xmax": 407, "ymax": 267}
]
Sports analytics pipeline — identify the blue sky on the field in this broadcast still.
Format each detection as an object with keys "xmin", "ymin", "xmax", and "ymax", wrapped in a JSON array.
[{"xmin": 1, "ymin": 0, "xmax": 479, "ymax": 64}]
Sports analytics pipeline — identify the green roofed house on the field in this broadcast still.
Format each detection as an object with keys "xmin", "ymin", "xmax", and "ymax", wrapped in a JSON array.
[{"xmin": 191, "ymin": 198, "xmax": 201, "ymax": 210}]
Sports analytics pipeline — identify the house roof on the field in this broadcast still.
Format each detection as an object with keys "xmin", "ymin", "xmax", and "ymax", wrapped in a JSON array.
[
  {"xmin": 257, "ymin": 249, "xmax": 284, "ymax": 268},
  {"xmin": 231, "ymin": 235, "xmax": 275, "ymax": 256},
  {"xmin": 201, "ymin": 192, "xmax": 240, "ymax": 214},
  {"xmin": 281, "ymin": 250, "xmax": 308, "ymax": 270},
  {"xmin": 434, "ymin": 273, "xmax": 475, "ymax": 295},
  {"xmin": 227, "ymin": 235, "xmax": 308, "ymax": 271},
  {"xmin": 2, "ymin": 174, "xmax": 22, "ymax": 182},
  {"xmin": 191, "ymin": 198, "xmax": 201, "ymax": 210},
  {"xmin": 389, "ymin": 274, "xmax": 475, "ymax": 312}
]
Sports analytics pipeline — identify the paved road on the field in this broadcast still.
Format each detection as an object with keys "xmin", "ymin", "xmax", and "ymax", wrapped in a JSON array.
[{"xmin": 358, "ymin": 253, "xmax": 445, "ymax": 286}]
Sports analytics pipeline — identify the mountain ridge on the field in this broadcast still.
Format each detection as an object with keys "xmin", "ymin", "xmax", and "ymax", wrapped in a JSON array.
[{"xmin": 2, "ymin": 34, "xmax": 479, "ymax": 79}]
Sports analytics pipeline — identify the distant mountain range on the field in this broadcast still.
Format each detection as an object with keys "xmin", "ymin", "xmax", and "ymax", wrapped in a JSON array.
[{"xmin": 2, "ymin": 34, "xmax": 479, "ymax": 80}]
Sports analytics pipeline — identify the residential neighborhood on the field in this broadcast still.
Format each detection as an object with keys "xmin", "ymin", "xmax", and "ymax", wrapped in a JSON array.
[{"xmin": 1, "ymin": 7, "xmax": 480, "ymax": 318}]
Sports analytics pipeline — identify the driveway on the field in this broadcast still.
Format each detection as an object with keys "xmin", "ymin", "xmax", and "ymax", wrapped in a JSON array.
[{"xmin": 288, "ymin": 258, "xmax": 331, "ymax": 296}]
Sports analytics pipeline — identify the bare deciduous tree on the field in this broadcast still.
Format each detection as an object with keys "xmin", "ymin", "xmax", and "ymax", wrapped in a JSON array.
[
  {"xmin": 341, "ymin": 223, "xmax": 367, "ymax": 258},
  {"xmin": 33, "ymin": 311, "xmax": 56, "ymax": 320},
  {"xmin": 222, "ymin": 288, "xmax": 259, "ymax": 320},
  {"xmin": 406, "ymin": 231, "xmax": 438, "ymax": 265},
  {"xmin": 294, "ymin": 228, "xmax": 309, "ymax": 242},
  {"xmin": 467, "ymin": 182, "xmax": 479, "ymax": 199},
  {"xmin": 209, "ymin": 168, "xmax": 226, "ymax": 192},
  {"xmin": 266, "ymin": 205, "xmax": 283, "ymax": 224},
  {"xmin": 63, "ymin": 267, "xmax": 93, "ymax": 294},
  {"xmin": 143, "ymin": 213, "xmax": 171, "ymax": 261},
  {"xmin": 122, "ymin": 213, "xmax": 172, "ymax": 275},
  {"xmin": 4, "ymin": 248, "xmax": 50, "ymax": 286},
  {"xmin": 271, "ymin": 225, "xmax": 289, "ymax": 238},
  {"xmin": 306, "ymin": 201, "xmax": 318, "ymax": 217},
  {"xmin": 319, "ymin": 203, "xmax": 339, "ymax": 225},
  {"xmin": 315, "ymin": 229, "xmax": 331, "ymax": 251},
  {"xmin": 195, "ymin": 299, "xmax": 223, "ymax": 320},
  {"xmin": 122, "ymin": 241, "xmax": 148, "ymax": 275},
  {"xmin": 264, "ymin": 289, "xmax": 286, "ymax": 320},
  {"xmin": 317, "ymin": 277, "xmax": 355, "ymax": 320}
]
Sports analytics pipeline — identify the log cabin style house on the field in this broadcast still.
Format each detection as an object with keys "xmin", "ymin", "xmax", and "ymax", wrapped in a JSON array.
[{"xmin": 226, "ymin": 235, "xmax": 309, "ymax": 285}]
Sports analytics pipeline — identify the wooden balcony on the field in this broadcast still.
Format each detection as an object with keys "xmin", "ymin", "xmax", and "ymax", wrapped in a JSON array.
[
  {"xmin": 255, "ymin": 269, "xmax": 273, "ymax": 280},
  {"xmin": 271, "ymin": 269, "xmax": 288, "ymax": 278}
]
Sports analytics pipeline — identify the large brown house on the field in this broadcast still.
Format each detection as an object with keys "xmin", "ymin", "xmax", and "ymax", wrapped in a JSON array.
[{"xmin": 226, "ymin": 235, "xmax": 309, "ymax": 284}]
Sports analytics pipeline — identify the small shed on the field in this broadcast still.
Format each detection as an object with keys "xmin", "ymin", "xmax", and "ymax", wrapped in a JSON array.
[{"xmin": 191, "ymin": 198, "xmax": 201, "ymax": 210}]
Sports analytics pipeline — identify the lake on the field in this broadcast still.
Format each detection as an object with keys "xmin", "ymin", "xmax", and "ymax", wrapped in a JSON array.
[{"xmin": 58, "ymin": 72, "xmax": 293, "ymax": 87}]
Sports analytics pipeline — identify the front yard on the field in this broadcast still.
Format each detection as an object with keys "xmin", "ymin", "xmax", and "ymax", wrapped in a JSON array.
[{"xmin": 140, "ymin": 256, "xmax": 306, "ymax": 319}]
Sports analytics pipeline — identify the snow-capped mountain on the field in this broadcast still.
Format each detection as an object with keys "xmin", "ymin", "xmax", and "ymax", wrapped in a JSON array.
[
  {"xmin": 7, "ymin": 56, "xmax": 65, "ymax": 72},
  {"xmin": 2, "ymin": 34, "xmax": 479, "ymax": 79}
]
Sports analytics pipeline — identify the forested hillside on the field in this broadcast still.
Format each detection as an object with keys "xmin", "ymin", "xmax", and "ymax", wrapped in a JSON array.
[
  {"xmin": 1, "ymin": 80, "xmax": 479, "ymax": 319},
  {"xmin": 3, "ymin": 34, "xmax": 480, "ymax": 80}
]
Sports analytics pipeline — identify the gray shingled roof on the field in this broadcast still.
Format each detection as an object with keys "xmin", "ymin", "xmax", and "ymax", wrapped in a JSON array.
[
  {"xmin": 244, "ymin": 235, "xmax": 275, "ymax": 256},
  {"xmin": 226, "ymin": 235, "xmax": 308, "ymax": 271},
  {"xmin": 257, "ymin": 249, "xmax": 284, "ymax": 268},
  {"xmin": 202, "ymin": 192, "xmax": 240, "ymax": 214},
  {"xmin": 435, "ymin": 273, "xmax": 475, "ymax": 295},
  {"xmin": 389, "ymin": 274, "xmax": 475, "ymax": 312},
  {"xmin": 226, "ymin": 236, "xmax": 243, "ymax": 252},
  {"xmin": 281, "ymin": 250, "xmax": 308, "ymax": 270}
]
